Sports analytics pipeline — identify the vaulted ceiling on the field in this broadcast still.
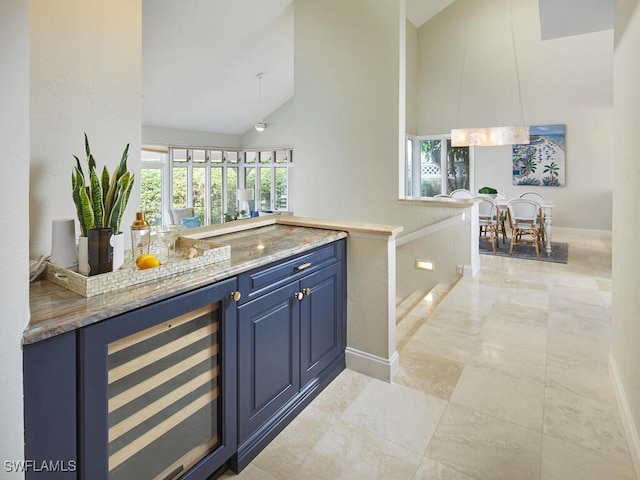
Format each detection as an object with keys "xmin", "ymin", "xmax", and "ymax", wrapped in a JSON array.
[{"xmin": 142, "ymin": 0, "xmax": 613, "ymax": 136}]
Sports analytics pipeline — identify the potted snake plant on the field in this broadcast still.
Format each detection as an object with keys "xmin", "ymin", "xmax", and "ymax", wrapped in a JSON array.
[{"xmin": 72, "ymin": 134, "xmax": 134, "ymax": 275}]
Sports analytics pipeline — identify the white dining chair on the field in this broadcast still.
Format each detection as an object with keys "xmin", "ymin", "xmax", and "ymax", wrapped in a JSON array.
[
  {"xmin": 507, "ymin": 199, "xmax": 541, "ymax": 258},
  {"xmin": 519, "ymin": 191, "xmax": 545, "ymax": 203},
  {"xmin": 476, "ymin": 196, "xmax": 499, "ymax": 253},
  {"xmin": 450, "ymin": 189, "xmax": 473, "ymax": 199}
]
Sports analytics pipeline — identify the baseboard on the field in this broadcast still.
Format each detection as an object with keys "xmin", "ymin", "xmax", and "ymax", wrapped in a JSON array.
[
  {"xmin": 345, "ymin": 347, "xmax": 399, "ymax": 382},
  {"xmin": 462, "ymin": 263, "xmax": 477, "ymax": 277},
  {"xmin": 609, "ymin": 352, "xmax": 640, "ymax": 478},
  {"xmin": 554, "ymin": 226, "xmax": 612, "ymax": 239}
]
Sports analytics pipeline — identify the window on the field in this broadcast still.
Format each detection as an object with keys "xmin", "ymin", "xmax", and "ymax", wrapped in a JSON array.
[
  {"xmin": 140, "ymin": 149, "xmax": 170, "ymax": 228},
  {"xmin": 404, "ymin": 134, "xmax": 473, "ymax": 197},
  {"xmin": 167, "ymin": 147, "xmax": 292, "ymax": 226}
]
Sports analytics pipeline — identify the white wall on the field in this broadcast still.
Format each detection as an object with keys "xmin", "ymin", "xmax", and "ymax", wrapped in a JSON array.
[
  {"xmin": 0, "ymin": 0, "xmax": 29, "ymax": 473},
  {"xmin": 612, "ymin": 0, "xmax": 640, "ymax": 472},
  {"xmin": 143, "ymin": 125, "xmax": 242, "ymax": 149},
  {"xmin": 417, "ymin": 0, "xmax": 614, "ymax": 230},
  {"xmin": 405, "ymin": 20, "xmax": 418, "ymax": 136},
  {"xmin": 30, "ymin": 0, "xmax": 142, "ymax": 257},
  {"xmin": 293, "ymin": 0, "xmax": 403, "ymax": 224}
]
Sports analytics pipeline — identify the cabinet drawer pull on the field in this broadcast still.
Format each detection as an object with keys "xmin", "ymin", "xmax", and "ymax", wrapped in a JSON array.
[
  {"xmin": 231, "ymin": 291, "xmax": 242, "ymax": 302},
  {"xmin": 296, "ymin": 262, "xmax": 312, "ymax": 271},
  {"xmin": 303, "ymin": 288, "xmax": 312, "ymax": 296},
  {"xmin": 294, "ymin": 292, "xmax": 304, "ymax": 301}
]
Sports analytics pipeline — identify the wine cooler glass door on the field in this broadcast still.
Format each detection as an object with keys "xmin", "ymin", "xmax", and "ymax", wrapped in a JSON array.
[{"xmin": 80, "ymin": 279, "xmax": 237, "ymax": 480}]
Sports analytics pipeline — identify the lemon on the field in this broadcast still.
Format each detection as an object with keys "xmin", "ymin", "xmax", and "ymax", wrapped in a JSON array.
[
  {"xmin": 136, "ymin": 254, "xmax": 161, "ymax": 270},
  {"xmin": 136, "ymin": 253, "xmax": 155, "ymax": 267}
]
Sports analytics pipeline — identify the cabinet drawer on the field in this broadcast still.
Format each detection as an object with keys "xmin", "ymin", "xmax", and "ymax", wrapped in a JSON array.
[{"xmin": 238, "ymin": 240, "xmax": 344, "ymax": 305}]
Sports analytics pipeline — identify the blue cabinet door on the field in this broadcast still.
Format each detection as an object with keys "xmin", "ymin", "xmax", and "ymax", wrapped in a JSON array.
[
  {"xmin": 299, "ymin": 261, "xmax": 345, "ymax": 387},
  {"xmin": 237, "ymin": 281, "xmax": 300, "ymax": 443}
]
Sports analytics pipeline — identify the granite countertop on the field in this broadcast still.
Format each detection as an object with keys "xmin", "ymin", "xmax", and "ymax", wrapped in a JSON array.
[{"xmin": 26, "ymin": 224, "xmax": 348, "ymax": 345}]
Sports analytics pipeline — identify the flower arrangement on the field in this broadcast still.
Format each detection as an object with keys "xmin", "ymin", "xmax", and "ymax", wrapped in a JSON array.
[{"xmin": 478, "ymin": 186, "xmax": 497, "ymax": 195}]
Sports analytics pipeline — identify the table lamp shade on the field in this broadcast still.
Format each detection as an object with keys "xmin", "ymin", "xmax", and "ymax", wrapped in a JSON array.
[{"xmin": 237, "ymin": 189, "xmax": 254, "ymax": 201}]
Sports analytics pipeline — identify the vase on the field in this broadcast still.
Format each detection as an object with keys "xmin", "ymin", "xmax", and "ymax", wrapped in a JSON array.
[
  {"xmin": 111, "ymin": 232, "xmax": 125, "ymax": 271},
  {"xmin": 50, "ymin": 219, "xmax": 78, "ymax": 270},
  {"xmin": 88, "ymin": 228, "xmax": 113, "ymax": 276},
  {"xmin": 78, "ymin": 236, "xmax": 90, "ymax": 275}
]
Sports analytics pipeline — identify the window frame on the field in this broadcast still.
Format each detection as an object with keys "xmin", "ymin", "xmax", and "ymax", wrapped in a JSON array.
[
  {"xmin": 167, "ymin": 146, "xmax": 293, "ymax": 226},
  {"xmin": 402, "ymin": 134, "xmax": 474, "ymax": 198},
  {"xmin": 140, "ymin": 148, "xmax": 171, "ymax": 227}
]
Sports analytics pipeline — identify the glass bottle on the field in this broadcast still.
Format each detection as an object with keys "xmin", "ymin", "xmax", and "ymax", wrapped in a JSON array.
[{"xmin": 130, "ymin": 212, "xmax": 151, "ymax": 261}]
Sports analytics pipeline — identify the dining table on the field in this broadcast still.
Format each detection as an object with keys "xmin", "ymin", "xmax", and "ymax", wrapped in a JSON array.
[{"xmin": 496, "ymin": 199, "xmax": 554, "ymax": 256}]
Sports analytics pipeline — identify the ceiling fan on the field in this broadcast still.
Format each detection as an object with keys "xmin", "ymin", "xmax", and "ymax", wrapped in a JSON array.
[
  {"xmin": 234, "ymin": 72, "xmax": 289, "ymax": 133},
  {"xmin": 254, "ymin": 73, "xmax": 267, "ymax": 132}
]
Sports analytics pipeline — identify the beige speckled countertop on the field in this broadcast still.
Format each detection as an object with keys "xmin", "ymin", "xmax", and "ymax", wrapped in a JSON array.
[{"xmin": 26, "ymin": 223, "xmax": 351, "ymax": 345}]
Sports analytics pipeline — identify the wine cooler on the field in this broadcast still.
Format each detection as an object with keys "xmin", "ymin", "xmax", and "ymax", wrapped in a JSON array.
[{"xmin": 79, "ymin": 279, "xmax": 237, "ymax": 480}]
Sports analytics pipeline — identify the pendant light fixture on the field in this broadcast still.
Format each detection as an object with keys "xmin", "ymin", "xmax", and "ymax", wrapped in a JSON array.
[{"xmin": 451, "ymin": 0, "xmax": 529, "ymax": 147}]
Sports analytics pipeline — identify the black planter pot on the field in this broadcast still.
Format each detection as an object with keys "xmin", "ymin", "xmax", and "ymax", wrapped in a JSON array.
[{"xmin": 88, "ymin": 227, "xmax": 113, "ymax": 276}]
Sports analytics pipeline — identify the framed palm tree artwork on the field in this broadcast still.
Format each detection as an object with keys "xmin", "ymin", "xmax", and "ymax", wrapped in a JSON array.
[{"xmin": 512, "ymin": 124, "xmax": 565, "ymax": 187}]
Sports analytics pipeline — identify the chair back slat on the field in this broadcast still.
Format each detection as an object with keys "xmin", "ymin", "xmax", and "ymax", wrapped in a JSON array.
[
  {"xmin": 519, "ymin": 191, "xmax": 545, "ymax": 203},
  {"xmin": 508, "ymin": 199, "xmax": 540, "ymax": 223},
  {"xmin": 450, "ymin": 189, "xmax": 473, "ymax": 199},
  {"xmin": 476, "ymin": 197, "xmax": 498, "ymax": 219}
]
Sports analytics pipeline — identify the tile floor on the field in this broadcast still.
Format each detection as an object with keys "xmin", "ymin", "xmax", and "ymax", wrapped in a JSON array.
[{"xmin": 221, "ymin": 229, "xmax": 637, "ymax": 480}]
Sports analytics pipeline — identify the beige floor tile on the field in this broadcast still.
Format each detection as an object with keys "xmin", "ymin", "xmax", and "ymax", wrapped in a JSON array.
[
  {"xmin": 478, "ymin": 320, "xmax": 547, "ymax": 352},
  {"xmin": 466, "ymin": 341, "xmax": 546, "ymax": 384},
  {"xmin": 251, "ymin": 406, "xmax": 335, "ymax": 478},
  {"xmin": 425, "ymin": 306, "xmax": 487, "ymax": 336},
  {"xmin": 219, "ymin": 463, "xmax": 279, "ymax": 479},
  {"xmin": 450, "ymin": 365, "xmax": 544, "ymax": 431},
  {"xmin": 426, "ymin": 403, "xmax": 542, "ymax": 480},
  {"xmin": 541, "ymin": 435, "xmax": 636, "ymax": 480},
  {"xmin": 402, "ymin": 324, "xmax": 476, "ymax": 363},
  {"xmin": 484, "ymin": 300, "xmax": 549, "ymax": 328},
  {"xmin": 545, "ymin": 356, "xmax": 617, "ymax": 405},
  {"xmin": 548, "ymin": 294, "xmax": 610, "ymax": 319},
  {"xmin": 397, "ymin": 312, "xmax": 429, "ymax": 351},
  {"xmin": 341, "ymin": 378, "xmax": 447, "ymax": 454},
  {"xmin": 547, "ymin": 309, "xmax": 611, "ymax": 340},
  {"xmin": 549, "ymin": 285, "xmax": 606, "ymax": 308},
  {"xmin": 443, "ymin": 284, "xmax": 500, "ymax": 307},
  {"xmin": 397, "ymin": 291, "xmax": 429, "ymax": 321},
  {"xmin": 546, "ymin": 329, "xmax": 610, "ymax": 369},
  {"xmin": 394, "ymin": 348, "xmax": 464, "ymax": 400},
  {"xmin": 287, "ymin": 418, "xmax": 423, "ymax": 480},
  {"xmin": 413, "ymin": 457, "xmax": 478, "ymax": 480},
  {"xmin": 543, "ymin": 386, "xmax": 629, "ymax": 460},
  {"xmin": 494, "ymin": 287, "xmax": 550, "ymax": 311},
  {"xmin": 309, "ymin": 368, "xmax": 371, "ymax": 417}
]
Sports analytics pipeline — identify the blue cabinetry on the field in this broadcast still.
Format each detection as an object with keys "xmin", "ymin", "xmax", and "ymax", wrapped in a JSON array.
[
  {"xmin": 233, "ymin": 239, "xmax": 346, "ymax": 471},
  {"xmin": 23, "ymin": 238, "xmax": 346, "ymax": 479}
]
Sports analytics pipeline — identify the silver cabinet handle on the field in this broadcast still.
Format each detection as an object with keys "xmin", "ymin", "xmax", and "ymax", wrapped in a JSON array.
[
  {"xmin": 297, "ymin": 262, "xmax": 312, "ymax": 271},
  {"xmin": 294, "ymin": 292, "xmax": 304, "ymax": 301},
  {"xmin": 231, "ymin": 291, "xmax": 242, "ymax": 302}
]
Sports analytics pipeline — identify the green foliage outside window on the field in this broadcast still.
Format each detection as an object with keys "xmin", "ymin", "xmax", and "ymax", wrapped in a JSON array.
[{"xmin": 140, "ymin": 169, "xmax": 162, "ymax": 227}]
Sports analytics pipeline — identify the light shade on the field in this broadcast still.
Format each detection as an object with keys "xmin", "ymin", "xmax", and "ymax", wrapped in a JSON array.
[
  {"xmin": 451, "ymin": 125, "xmax": 530, "ymax": 147},
  {"xmin": 237, "ymin": 188, "xmax": 254, "ymax": 201},
  {"xmin": 254, "ymin": 122, "xmax": 266, "ymax": 132}
]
